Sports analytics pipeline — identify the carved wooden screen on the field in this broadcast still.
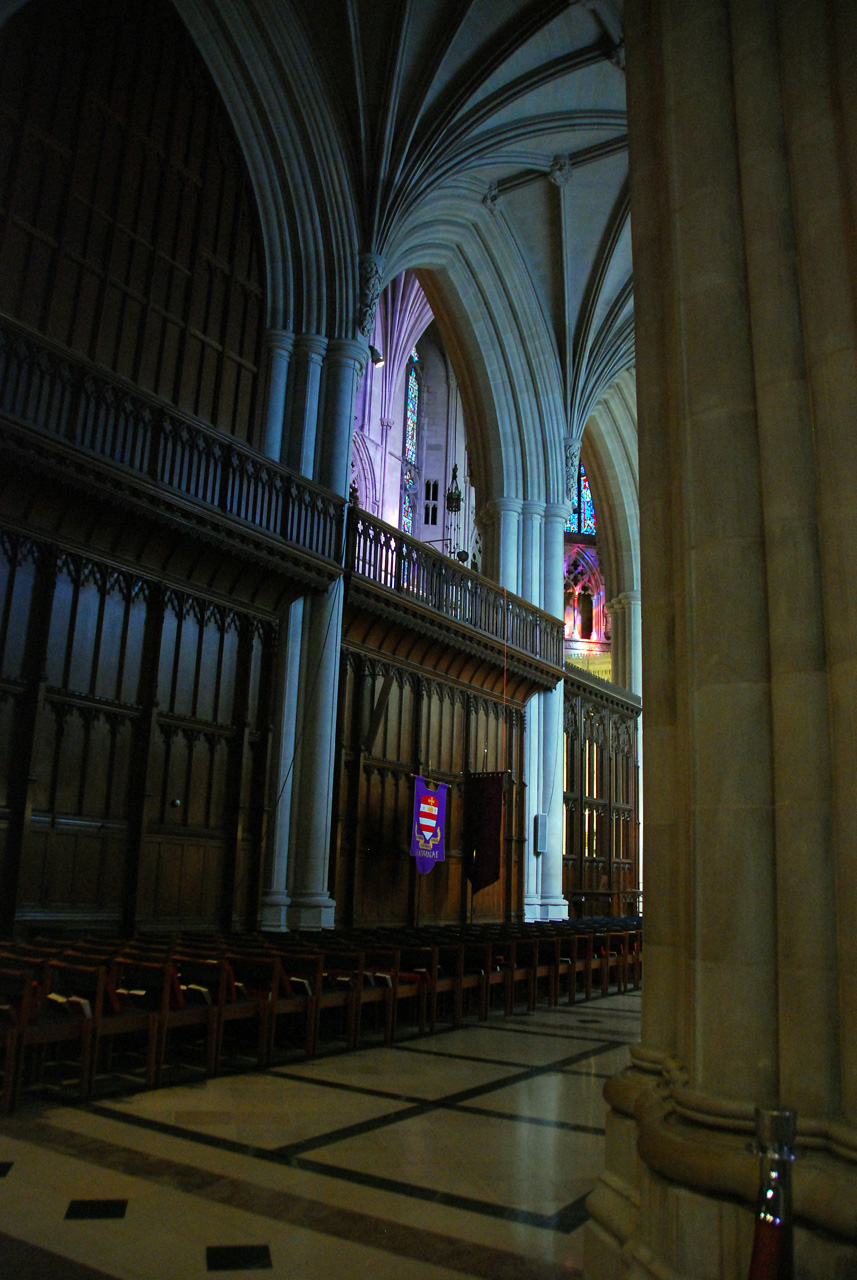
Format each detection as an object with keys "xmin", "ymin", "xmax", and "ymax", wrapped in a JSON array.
[
  {"xmin": 562, "ymin": 676, "xmax": 640, "ymax": 916},
  {"xmin": 335, "ymin": 650, "xmax": 525, "ymax": 926},
  {"xmin": 0, "ymin": 0, "xmax": 266, "ymax": 443},
  {"xmin": 0, "ymin": 529, "xmax": 275, "ymax": 933}
]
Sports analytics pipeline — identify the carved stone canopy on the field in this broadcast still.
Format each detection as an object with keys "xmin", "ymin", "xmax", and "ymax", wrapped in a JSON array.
[{"xmin": 565, "ymin": 437, "xmax": 581, "ymax": 506}]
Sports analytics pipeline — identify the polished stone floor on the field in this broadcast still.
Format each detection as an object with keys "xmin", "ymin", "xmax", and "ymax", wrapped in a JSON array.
[{"xmin": 0, "ymin": 991, "xmax": 641, "ymax": 1279}]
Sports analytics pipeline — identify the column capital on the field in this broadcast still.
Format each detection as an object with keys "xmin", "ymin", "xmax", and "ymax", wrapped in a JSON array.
[
  {"xmin": 521, "ymin": 498, "xmax": 545, "ymax": 518},
  {"xmin": 292, "ymin": 333, "xmax": 329, "ymax": 362},
  {"xmin": 326, "ymin": 336, "xmax": 369, "ymax": 375},
  {"xmin": 485, "ymin": 495, "xmax": 524, "ymax": 517},
  {"xmin": 544, "ymin": 501, "xmax": 570, "ymax": 524},
  {"xmin": 265, "ymin": 328, "xmax": 295, "ymax": 357}
]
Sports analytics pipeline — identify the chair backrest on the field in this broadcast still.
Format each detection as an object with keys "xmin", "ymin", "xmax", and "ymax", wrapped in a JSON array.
[
  {"xmin": 0, "ymin": 966, "xmax": 35, "ymax": 1031},
  {"xmin": 43, "ymin": 960, "xmax": 107, "ymax": 1023}
]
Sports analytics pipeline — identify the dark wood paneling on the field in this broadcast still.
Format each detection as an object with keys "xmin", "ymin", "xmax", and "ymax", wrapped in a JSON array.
[
  {"xmin": 562, "ymin": 674, "xmax": 641, "ymax": 916},
  {"xmin": 0, "ymin": 0, "xmax": 265, "ymax": 443},
  {"xmin": 0, "ymin": 528, "xmax": 276, "ymax": 934},
  {"xmin": 334, "ymin": 649, "xmax": 525, "ymax": 928}
]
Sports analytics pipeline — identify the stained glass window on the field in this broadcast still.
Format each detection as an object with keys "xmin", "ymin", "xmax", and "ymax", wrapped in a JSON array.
[
  {"xmin": 401, "ymin": 348, "xmax": 419, "ymax": 533},
  {"xmin": 565, "ymin": 463, "xmax": 597, "ymax": 534},
  {"xmin": 580, "ymin": 466, "xmax": 596, "ymax": 533}
]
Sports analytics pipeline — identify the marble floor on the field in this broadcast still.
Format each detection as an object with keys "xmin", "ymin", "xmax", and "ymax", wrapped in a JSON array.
[{"xmin": 0, "ymin": 990, "xmax": 641, "ymax": 1280}]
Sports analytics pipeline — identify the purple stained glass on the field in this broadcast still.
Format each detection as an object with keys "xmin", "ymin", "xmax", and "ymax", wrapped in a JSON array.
[{"xmin": 580, "ymin": 466, "xmax": 596, "ymax": 533}]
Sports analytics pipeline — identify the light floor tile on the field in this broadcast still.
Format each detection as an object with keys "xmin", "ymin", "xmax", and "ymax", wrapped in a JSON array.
[
  {"xmin": 307, "ymin": 1105, "xmax": 606, "ymax": 1216},
  {"xmin": 36, "ymin": 1104, "xmax": 584, "ymax": 1270},
  {"xmin": 273, "ymin": 1045, "xmax": 518, "ymax": 1099},
  {"xmin": 469, "ymin": 1071, "xmax": 610, "ymax": 1128},
  {"xmin": 100, "ymin": 1071, "xmax": 412, "ymax": 1149},
  {"xmin": 0, "ymin": 995, "xmax": 641, "ymax": 1280}
]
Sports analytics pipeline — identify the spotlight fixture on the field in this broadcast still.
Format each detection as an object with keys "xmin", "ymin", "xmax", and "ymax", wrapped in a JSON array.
[{"xmin": 368, "ymin": 344, "xmax": 384, "ymax": 366}]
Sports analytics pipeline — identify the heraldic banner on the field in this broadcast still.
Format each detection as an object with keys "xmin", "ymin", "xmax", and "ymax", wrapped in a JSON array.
[{"xmin": 410, "ymin": 777, "xmax": 449, "ymax": 875}]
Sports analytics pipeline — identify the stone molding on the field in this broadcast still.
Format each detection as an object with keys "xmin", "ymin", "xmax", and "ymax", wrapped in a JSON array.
[{"xmin": 603, "ymin": 1050, "xmax": 857, "ymax": 1243}]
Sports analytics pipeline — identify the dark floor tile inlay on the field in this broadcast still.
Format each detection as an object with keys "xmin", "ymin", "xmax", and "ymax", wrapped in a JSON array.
[
  {"xmin": 206, "ymin": 1244, "xmax": 273, "ymax": 1271},
  {"xmin": 542, "ymin": 1192, "xmax": 592, "ymax": 1234},
  {"xmin": 65, "ymin": 1199, "xmax": 128, "ymax": 1220},
  {"xmin": 0, "ymin": 1161, "xmax": 12, "ymax": 1177}
]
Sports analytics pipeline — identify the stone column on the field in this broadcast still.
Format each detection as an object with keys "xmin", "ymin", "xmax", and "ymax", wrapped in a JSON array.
[
  {"xmin": 284, "ymin": 334, "xmax": 327, "ymax": 477},
  {"xmin": 284, "ymin": 339, "xmax": 365, "ymax": 930},
  {"xmin": 316, "ymin": 339, "xmax": 367, "ymax": 495},
  {"xmin": 586, "ymin": 2, "xmax": 856, "ymax": 1276},
  {"xmin": 536, "ymin": 503, "xmax": 568, "ymax": 919},
  {"xmin": 776, "ymin": 0, "xmax": 857, "ymax": 1126},
  {"xmin": 519, "ymin": 500, "xmax": 544, "ymax": 607},
  {"xmin": 261, "ymin": 329, "xmax": 294, "ymax": 463},
  {"xmin": 285, "ymin": 579, "xmax": 343, "ymax": 930},
  {"xmin": 521, "ymin": 500, "xmax": 545, "ymax": 918},
  {"xmin": 259, "ymin": 597, "xmax": 303, "ymax": 930},
  {"xmin": 491, "ymin": 496, "xmax": 523, "ymax": 592},
  {"xmin": 605, "ymin": 595, "xmax": 626, "ymax": 689},
  {"xmin": 621, "ymin": 589, "xmax": 642, "ymax": 698},
  {"xmin": 474, "ymin": 504, "xmax": 496, "ymax": 582}
]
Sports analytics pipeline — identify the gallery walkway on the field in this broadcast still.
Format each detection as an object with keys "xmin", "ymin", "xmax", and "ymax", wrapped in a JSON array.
[{"xmin": 0, "ymin": 989, "xmax": 640, "ymax": 1279}]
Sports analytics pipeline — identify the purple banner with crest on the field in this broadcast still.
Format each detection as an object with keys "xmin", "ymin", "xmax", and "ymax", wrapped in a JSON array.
[{"xmin": 410, "ymin": 777, "xmax": 448, "ymax": 875}]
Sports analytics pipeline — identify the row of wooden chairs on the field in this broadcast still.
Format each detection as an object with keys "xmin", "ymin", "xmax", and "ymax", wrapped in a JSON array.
[
  {"xmin": 0, "ymin": 932, "xmax": 427, "ymax": 1111},
  {"xmin": 0, "ymin": 917, "xmax": 640, "ymax": 1112},
  {"xmin": 323, "ymin": 917, "xmax": 642, "ymax": 1030}
]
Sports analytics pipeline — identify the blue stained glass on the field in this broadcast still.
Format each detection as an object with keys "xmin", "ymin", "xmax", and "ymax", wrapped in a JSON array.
[
  {"xmin": 405, "ymin": 367, "xmax": 418, "ymax": 463},
  {"xmin": 564, "ymin": 463, "xmax": 597, "ymax": 534},
  {"xmin": 401, "ymin": 352, "xmax": 419, "ymax": 532}
]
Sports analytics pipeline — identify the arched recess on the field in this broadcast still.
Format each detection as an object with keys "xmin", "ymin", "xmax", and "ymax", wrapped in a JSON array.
[
  {"xmin": 581, "ymin": 368, "xmax": 640, "ymax": 603},
  {"xmin": 174, "ymin": 0, "xmax": 362, "ymax": 337},
  {"xmin": 384, "ymin": 181, "xmax": 569, "ymax": 598}
]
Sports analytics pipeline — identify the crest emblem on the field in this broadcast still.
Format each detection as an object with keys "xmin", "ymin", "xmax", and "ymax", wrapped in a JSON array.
[{"xmin": 419, "ymin": 794, "xmax": 438, "ymax": 839}]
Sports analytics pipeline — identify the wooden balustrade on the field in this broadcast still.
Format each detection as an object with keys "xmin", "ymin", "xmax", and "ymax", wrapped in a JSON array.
[
  {"xmin": 0, "ymin": 316, "xmax": 344, "ymax": 565},
  {"xmin": 0, "ymin": 317, "xmax": 564, "ymax": 673},
  {"xmin": 346, "ymin": 508, "xmax": 564, "ymax": 669}
]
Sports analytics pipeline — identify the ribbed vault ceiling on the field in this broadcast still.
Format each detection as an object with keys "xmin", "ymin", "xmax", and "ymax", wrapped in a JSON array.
[{"xmin": 291, "ymin": 0, "xmax": 633, "ymax": 439}]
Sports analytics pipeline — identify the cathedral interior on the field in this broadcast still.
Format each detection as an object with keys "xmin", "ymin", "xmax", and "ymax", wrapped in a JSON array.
[{"xmin": 0, "ymin": 0, "xmax": 856, "ymax": 1276}]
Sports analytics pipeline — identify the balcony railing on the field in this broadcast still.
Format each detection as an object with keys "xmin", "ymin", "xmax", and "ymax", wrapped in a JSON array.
[
  {"xmin": 0, "ymin": 317, "xmax": 344, "ymax": 563},
  {"xmin": 346, "ymin": 509, "xmax": 564, "ymax": 669},
  {"xmin": 0, "ymin": 318, "xmax": 564, "ymax": 672}
]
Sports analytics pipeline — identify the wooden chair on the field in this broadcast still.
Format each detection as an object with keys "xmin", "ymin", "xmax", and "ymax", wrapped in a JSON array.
[
  {"xmin": 563, "ymin": 930, "xmax": 594, "ymax": 1003},
  {"xmin": 16, "ymin": 959, "xmax": 98, "ymax": 1104},
  {"xmin": 360, "ymin": 943, "xmax": 426, "ymax": 1042},
  {"xmin": 0, "ymin": 966, "xmax": 34, "ymax": 1114},
  {"xmin": 94, "ymin": 957, "xmax": 173, "ymax": 1090},
  {"xmin": 270, "ymin": 938, "xmax": 360, "ymax": 1055}
]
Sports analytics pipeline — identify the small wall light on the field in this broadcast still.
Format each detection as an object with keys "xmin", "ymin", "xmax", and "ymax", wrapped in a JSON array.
[{"xmin": 368, "ymin": 344, "xmax": 384, "ymax": 366}]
